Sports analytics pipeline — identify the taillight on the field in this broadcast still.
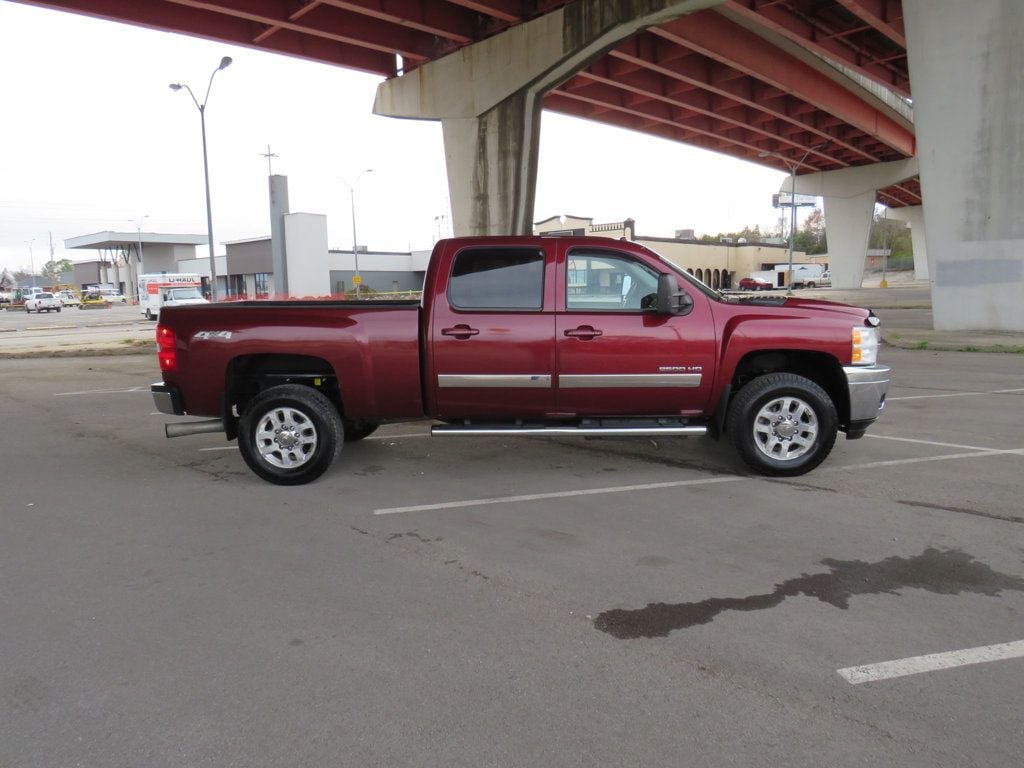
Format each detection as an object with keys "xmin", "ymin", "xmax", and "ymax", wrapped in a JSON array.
[{"xmin": 156, "ymin": 324, "xmax": 177, "ymax": 371}]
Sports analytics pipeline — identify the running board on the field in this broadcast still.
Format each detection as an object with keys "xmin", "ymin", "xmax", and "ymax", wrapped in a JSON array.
[{"xmin": 431, "ymin": 423, "xmax": 707, "ymax": 437}]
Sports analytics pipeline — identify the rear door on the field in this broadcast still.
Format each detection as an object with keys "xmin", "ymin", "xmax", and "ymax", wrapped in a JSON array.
[
  {"xmin": 428, "ymin": 244, "xmax": 556, "ymax": 419},
  {"xmin": 555, "ymin": 244, "xmax": 718, "ymax": 417}
]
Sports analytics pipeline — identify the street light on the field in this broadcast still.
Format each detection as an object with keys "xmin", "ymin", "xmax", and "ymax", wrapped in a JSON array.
[
  {"xmin": 341, "ymin": 169, "xmax": 374, "ymax": 297},
  {"xmin": 25, "ymin": 240, "xmax": 35, "ymax": 288},
  {"xmin": 130, "ymin": 215, "xmax": 148, "ymax": 303},
  {"xmin": 169, "ymin": 55, "xmax": 232, "ymax": 301},
  {"xmin": 759, "ymin": 142, "xmax": 827, "ymax": 294}
]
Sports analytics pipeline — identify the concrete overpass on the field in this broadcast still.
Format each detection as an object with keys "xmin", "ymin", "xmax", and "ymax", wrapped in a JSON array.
[{"xmin": 11, "ymin": 1, "xmax": 1023, "ymax": 331}]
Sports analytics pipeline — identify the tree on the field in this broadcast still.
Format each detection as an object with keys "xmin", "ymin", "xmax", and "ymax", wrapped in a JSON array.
[
  {"xmin": 41, "ymin": 258, "xmax": 73, "ymax": 283},
  {"xmin": 794, "ymin": 207, "xmax": 827, "ymax": 254}
]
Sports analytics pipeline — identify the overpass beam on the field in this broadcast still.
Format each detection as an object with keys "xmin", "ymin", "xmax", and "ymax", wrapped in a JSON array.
[
  {"xmin": 904, "ymin": 0, "xmax": 1024, "ymax": 331},
  {"xmin": 374, "ymin": 0, "xmax": 723, "ymax": 236}
]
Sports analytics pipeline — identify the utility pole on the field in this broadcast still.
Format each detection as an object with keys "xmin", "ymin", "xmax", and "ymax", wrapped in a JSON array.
[{"xmin": 260, "ymin": 144, "xmax": 279, "ymax": 175}]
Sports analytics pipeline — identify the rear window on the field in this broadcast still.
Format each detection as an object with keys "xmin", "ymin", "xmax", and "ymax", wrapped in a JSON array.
[
  {"xmin": 38, "ymin": 293, "xmax": 53, "ymax": 299},
  {"xmin": 448, "ymin": 248, "xmax": 545, "ymax": 310}
]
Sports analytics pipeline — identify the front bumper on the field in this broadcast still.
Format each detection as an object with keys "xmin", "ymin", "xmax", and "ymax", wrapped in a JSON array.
[
  {"xmin": 151, "ymin": 381, "xmax": 184, "ymax": 415},
  {"xmin": 843, "ymin": 364, "xmax": 890, "ymax": 438}
]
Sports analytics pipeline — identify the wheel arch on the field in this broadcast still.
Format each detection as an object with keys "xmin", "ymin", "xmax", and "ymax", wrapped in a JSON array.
[
  {"xmin": 225, "ymin": 353, "xmax": 344, "ymax": 439},
  {"xmin": 720, "ymin": 350, "xmax": 850, "ymax": 429}
]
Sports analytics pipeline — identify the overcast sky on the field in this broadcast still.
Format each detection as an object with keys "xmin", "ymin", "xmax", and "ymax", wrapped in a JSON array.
[{"xmin": 0, "ymin": 1, "xmax": 794, "ymax": 275}]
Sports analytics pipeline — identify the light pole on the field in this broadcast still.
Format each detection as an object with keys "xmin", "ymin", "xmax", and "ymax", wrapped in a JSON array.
[
  {"xmin": 170, "ymin": 56, "xmax": 232, "ymax": 301},
  {"xmin": 342, "ymin": 169, "xmax": 374, "ymax": 297},
  {"xmin": 130, "ymin": 215, "xmax": 148, "ymax": 303},
  {"xmin": 759, "ymin": 143, "xmax": 826, "ymax": 294},
  {"xmin": 25, "ymin": 240, "xmax": 35, "ymax": 288}
]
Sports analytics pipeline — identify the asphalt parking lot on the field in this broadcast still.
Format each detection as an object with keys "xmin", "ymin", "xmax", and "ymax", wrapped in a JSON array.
[{"xmin": 1, "ymin": 345, "xmax": 1023, "ymax": 767}]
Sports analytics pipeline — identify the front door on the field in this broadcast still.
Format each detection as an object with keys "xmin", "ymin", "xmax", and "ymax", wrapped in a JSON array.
[{"xmin": 555, "ymin": 246, "xmax": 717, "ymax": 417}]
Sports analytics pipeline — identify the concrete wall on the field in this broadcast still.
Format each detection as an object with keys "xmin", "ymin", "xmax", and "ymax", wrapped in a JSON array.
[{"xmin": 283, "ymin": 213, "xmax": 330, "ymax": 297}]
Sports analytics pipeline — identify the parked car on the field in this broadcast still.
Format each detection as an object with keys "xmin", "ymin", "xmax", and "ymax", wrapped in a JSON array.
[
  {"xmin": 58, "ymin": 290, "xmax": 81, "ymax": 307},
  {"xmin": 738, "ymin": 276, "xmax": 773, "ymax": 291},
  {"xmin": 100, "ymin": 290, "xmax": 127, "ymax": 303},
  {"xmin": 25, "ymin": 292, "xmax": 62, "ymax": 313}
]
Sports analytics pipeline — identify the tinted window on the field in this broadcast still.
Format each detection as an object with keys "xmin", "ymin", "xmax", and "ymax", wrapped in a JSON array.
[{"xmin": 449, "ymin": 248, "xmax": 545, "ymax": 310}]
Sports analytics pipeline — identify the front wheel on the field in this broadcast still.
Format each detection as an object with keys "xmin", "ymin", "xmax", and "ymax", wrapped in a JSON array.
[
  {"xmin": 727, "ymin": 373, "xmax": 837, "ymax": 477},
  {"xmin": 238, "ymin": 384, "xmax": 343, "ymax": 485}
]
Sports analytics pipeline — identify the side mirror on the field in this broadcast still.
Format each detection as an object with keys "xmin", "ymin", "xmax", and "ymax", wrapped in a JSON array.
[{"xmin": 656, "ymin": 273, "xmax": 694, "ymax": 316}]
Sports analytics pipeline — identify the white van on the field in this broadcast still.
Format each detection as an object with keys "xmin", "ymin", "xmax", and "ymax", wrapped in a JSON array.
[{"xmin": 138, "ymin": 273, "xmax": 208, "ymax": 320}]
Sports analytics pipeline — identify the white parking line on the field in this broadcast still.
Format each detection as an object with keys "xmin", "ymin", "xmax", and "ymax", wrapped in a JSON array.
[
  {"xmin": 374, "ymin": 476, "xmax": 741, "ymax": 515},
  {"xmin": 837, "ymin": 640, "xmax": 1024, "ymax": 684},
  {"xmin": 888, "ymin": 387, "xmax": 1024, "ymax": 401},
  {"xmin": 54, "ymin": 386, "xmax": 149, "ymax": 396},
  {"xmin": 865, "ymin": 434, "xmax": 1007, "ymax": 452}
]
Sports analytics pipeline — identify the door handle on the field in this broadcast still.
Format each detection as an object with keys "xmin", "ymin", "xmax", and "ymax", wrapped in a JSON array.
[
  {"xmin": 441, "ymin": 324, "xmax": 480, "ymax": 339},
  {"xmin": 564, "ymin": 326, "xmax": 603, "ymax": 340}
]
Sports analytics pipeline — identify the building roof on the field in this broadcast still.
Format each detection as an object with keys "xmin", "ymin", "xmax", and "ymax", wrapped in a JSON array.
[{"xmin": 65, "ymin": 231, "xmax": 208, "ymax": 250}]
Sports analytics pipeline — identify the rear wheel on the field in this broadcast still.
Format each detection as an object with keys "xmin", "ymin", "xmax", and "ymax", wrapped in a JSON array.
[
  {"xmin": 727, "ymin": 372, "xmax": 837, "ymax": 476},
  {"xmin": 238, "ymin": 384, "xmax": 343, "ymax": 485}
]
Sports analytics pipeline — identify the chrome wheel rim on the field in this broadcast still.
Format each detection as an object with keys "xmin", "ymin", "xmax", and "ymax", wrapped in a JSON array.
[
  {"xmin": 752, "ymin": 396, "xmax": 818, "ymax": 461},
  {"xmin": 255, "ymin": 407, "xmax": 318, "ymax": 469}
]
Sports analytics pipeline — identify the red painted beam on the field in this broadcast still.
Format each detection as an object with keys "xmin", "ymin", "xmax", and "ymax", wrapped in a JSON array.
[
  {"xmin": 317, "ymin": 0, "xmax": 475, "ymax": 43},
  {"xmin": 164, "ymin": 0, "xmax": 435, "ymax": 60},
  {"xmin": 572, "ymin": 63, "xmax": 849, "ymax": 168},
  {"xmin": 609, "ymin": 35, "xmax": 883, "ymax": 164},
  {"xmin": 833, "ymin": 0, "xmax": 906, "ymax": 49},
  {"xmin": 445, "ymin": 0, "xmax": 525, "ymax": 23},
  {"xmin": 653, "ymin": 10, "xmax": 915, "ymax": 157},
  {"xmin": 11, "ymin": 0, "xmax": 396, "ymax": 75},
  {"xmin": 725, "ymin": 0, "xmax": 910, "ymax": 97}
]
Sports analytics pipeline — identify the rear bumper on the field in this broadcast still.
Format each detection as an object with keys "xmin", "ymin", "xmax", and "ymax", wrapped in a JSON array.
[
  {"xmin": 151, "ymin": 381, "xmax": 184, "ymax": 415},
  {"xmin": 843, "ymin": 364, "xmax": 890, "ymax": 437}
]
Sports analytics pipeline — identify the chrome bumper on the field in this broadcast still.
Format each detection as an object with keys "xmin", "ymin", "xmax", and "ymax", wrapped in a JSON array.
[
  {"xmin": 843, "ymin": 365, "xmax": 890, "ymax": 423},
  {"xmin": 151, "ymin": 381, "xmax": 183, "ymax": 415}
]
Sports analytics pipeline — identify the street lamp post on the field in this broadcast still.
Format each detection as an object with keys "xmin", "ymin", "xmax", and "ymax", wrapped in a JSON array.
[
  {"xmin": 759, "ymin": 143, "xmax": 826, "ymax": 294},
  {"xmin": 342, "ymin": 169, "xmax": 374, "ymax": 297},
  {"xmin": 170, "ymin": 56, "xmax": 232, "ymax": 301},
  {"xmin": 131, "ymin": 215, "xmax": 148, "ymax": 303}
]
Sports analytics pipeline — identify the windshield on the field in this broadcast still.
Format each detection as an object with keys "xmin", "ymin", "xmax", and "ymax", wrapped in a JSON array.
[{"xmin": 167, "ymin": 287, "xmax": 204, "ymax": 300}]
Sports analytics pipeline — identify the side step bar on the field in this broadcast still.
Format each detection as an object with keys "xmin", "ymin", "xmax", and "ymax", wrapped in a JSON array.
[{"xmin": 432, "ymin": 423, "xmax": 707, "ymax": 437}]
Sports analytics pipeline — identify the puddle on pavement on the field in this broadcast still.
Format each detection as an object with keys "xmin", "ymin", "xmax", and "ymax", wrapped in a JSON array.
[{"xmin": 593, "ymin": 547, "xmax": 1024, "ymax": 640}]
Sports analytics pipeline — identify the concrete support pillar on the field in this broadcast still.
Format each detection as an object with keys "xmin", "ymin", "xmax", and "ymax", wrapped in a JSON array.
[
  {"xmin": 442, "ymin": 91, "xmax": 543, "ymax": 236},
  {"xmin": 904, "ymin": 0, "xmax": 1024, "ymax": 330},
  {"xmin": 786, "ymin": 158, "xmax": 918, "ymax": 290},
  {"xmin": 822, "ymin": 190, "xmax": 877, "ymax": 289},
  {"xmin": 375, "ymin": 0, "xmax": 722, "ymax": 236},
  {"xmin": 887, "ymin": 205, "xmax": 928, "ymax": 280}
]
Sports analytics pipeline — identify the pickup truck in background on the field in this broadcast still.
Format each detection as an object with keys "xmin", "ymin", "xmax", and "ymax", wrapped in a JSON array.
[
  {"xmin": 152, "ymin": 236, "xmax": 890, "ymax": 485},
  {"xmin": 25, "ymin": 292, "xmax": 63, "ymax": 313}
]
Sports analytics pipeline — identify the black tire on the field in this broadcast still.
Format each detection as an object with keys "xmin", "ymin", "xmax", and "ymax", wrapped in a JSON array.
[
  {"xmin": 727, "ymin": 372, "xmax": 837, "ymax": 477},
  {"xmin": 56, "ymin": 307, "xmax": 61, "ymax": 312},
  {"xmin": 145, "ymin": 308, "xmax": 153, "ymax": 320},
  {"xmin": 343, "ymin": 421, "xmax": 379, "ymax": 442},
  {"xmin": 238, "ymin": 384, "xmax": 343, "ymax": 485}
]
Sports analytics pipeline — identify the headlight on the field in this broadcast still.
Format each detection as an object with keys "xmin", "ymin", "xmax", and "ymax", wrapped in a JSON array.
[{"xmin": 852, "ymin": 326, "xmax": 880, "ymax": 366}]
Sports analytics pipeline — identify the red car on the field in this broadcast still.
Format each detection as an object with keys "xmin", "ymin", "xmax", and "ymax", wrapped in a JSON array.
[{"xmin": 738, "ymin": 276, "xmax": 773, "ymax": 291}]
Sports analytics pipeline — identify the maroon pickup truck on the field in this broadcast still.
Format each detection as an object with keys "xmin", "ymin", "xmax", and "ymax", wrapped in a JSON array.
[{"xmin": 152, "ymin": 236, "xmax": 889, "ymax": 485}]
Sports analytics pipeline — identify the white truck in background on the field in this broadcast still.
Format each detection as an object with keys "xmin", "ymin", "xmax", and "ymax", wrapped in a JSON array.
[{"xmin": 138, "ymin": 273, "xmax": 208, "ymax": 320}]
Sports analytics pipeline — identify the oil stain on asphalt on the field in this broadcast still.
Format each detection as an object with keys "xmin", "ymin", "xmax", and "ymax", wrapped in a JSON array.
[{"xmin": 593, "ymin": 548, "xmax": 1024, "ymax": 639}]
